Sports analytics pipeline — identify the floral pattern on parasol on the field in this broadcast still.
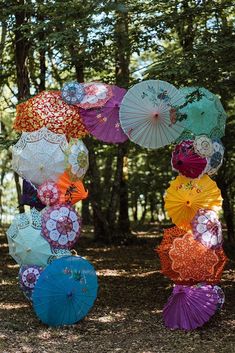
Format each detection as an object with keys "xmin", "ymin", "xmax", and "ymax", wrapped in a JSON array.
[
  {"xmin": 42, "ymin": 204, "xmax": 81, "ymax": 249},
  {"xmin": 61, "ymin": 82, "xmax": 85, "ymax": 105},
  {"xmin": 206, "ymin": 139, "xmax": 224, "ymax": 176},
  {"xmin": 193, "ymin": 135, "xmax": 214, "ymax": 157},
  {"xmin": 76, "ymin": 82, "xmax": 113, "ymax": 109},
  {"xmin": 19, "ymin": 265, "xmax": 43, "ymax": 300},
  {"xmin": 38, "ymin": 181, "xmax": 60, "ymax": 206},
  {"xmin": 57, "ymin": 171, "xmax": 88, "ymax": 205},
  {"xmin": 65, "ymin": 139, "xmax": 89, "ymax": 180},
  {"xmin": 191, "ymin": 209, "xmax": 223, "ymax": 249},
  {"xmin": 169, "ymin": 233, "xmax": 222, "ymax": 282},
  {"xmin": 13, "ymin": 91, "xmax": 88, "ymax": 139}
]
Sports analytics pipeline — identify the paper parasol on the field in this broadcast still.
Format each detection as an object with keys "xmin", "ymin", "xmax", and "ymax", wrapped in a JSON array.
[
  {"xmin": 32, "ymin": 256, "xmax": 98, "ymax": 326},
  {"xmin": 61, "ymin": 82, "xmax": 85, "ymax": 105},
  {"xmin": 79, "ymin": 85, "xmax": 128, "ymax": 143},
  {"xmin": 41, "ymin": 203, "xmax": 81, "ymax": 249},
  {"xmin": 37, "ymin": 181, "xmax": 60, "ymax": 206},
  {"xmin": 193, "ymin": 135, "xmax": 214, "ymax": 157},
  {"xmin": 164, "ymin": 175, "xmax": 222, "ymax": 230},
  {"xmin": 163, "ymin": 284, "xmax": 218, "ymax": 330},
  {"xmin": 191, "ymin": 209, "xmax": 223, "ymax": 248},
  {"xmin": 179, "ymin": 87, "xmax": 227, "ymax": 138},
  {"xmin": 76, "ymin": 82, "xmax": 113, "ymax": 109},
  {"xmin": 171, "ymin": 140, "xmax": 207, "ymax": 178},
  {"xmin": 119, "ymin": 80, "xmax": 185, "ymax": 149},
  {"xmin": 12, "ymin": 127, "xmax": 68, "ymax": 186},
  {"xmin": 57, "ymin": 171, "xmax": 88, "ymax": 205},
  {"xmin": 65, "ymin": 139, "xmax": 89, "ymax": 180},
  {"xmin": 13, "ymin": 91, "xmax": 88, "ymax": 139}
]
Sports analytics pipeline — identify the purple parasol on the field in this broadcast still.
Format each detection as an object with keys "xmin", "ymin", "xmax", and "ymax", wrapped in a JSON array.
[
  {"xmin": 163, "ymin": 284, "xmax": 218, "ymax": 330},
  {"xmin": 20, "ymin": 180, "xmax": 45, "ymax": 210},
  {"xmin": 19, "ymin": 265, "xmax": 43, "ymax": 300},
  {"xmin": 79, "ymin": 85, "xmax": 128, "ymax": 144}
]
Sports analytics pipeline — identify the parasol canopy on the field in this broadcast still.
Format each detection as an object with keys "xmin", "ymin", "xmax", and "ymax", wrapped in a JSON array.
[
  {"xmin": 119, "ymin": 80, "xmax": 185, "ymax": 149},
  {"xmin": 163, "ymin": 284, "xmax": 218, "ymax": 330},
  {"xmin": 37, "ymin": 181, "xmax": 60, "ymax": 206},
  {"xmin": 13, "ymin": 91, "xmax": 88, "ymax": 139},
  {"xmin": 61, "ymin": 82, "xmax": 85, "ymax": 105},
  {"xmin": 19, "ymin": 265, "xmax": 43, "ymax": 300},
  {"xmin": 193, "ymin": 135, "xmax": 214, "ymax": 157},
  {"xmin": 6, "ymin": 209, "xmax": 53, "ymax": 266},
  {"xmin": 179, "ymin": 87, "xmax": 227, "ymax": 138},
  {"xmin": 171, "ymin": 140, "xmax": 207, "ymax": 178},
  {"xmin": 76, "ymin": 82, "xmax": 113, "ymax": 109},
  {"xmin": 20, "ymin": 179, "xmax": 45, "ymax": 210},
  {"xmin": 191, "ymin": 209, "xmax": 223, "ymax": 248},
  {"xmin": 41, "ymin": 203, "xmax": 81, "ymax": 249},
  {"xmin": 32, "ymin": 255, "xmax": 98, "ymax": 326},
  {"xmin": 206, "ymin": 139, "xmax": 224, "ymax": 176},
  {"xmin": 80, "ymin": 85, "xmax": 128, "ymax": 143},
  {"xmin": 12, "ymin": 127, "xmax": 68, "ymax": 186},
  {"xmin": 156, "ymin": 226, "xmax": 227, "ymax": 284},
  {"xmin": 57, "ymin": 171, "xmax": 88, "ymax": 205},
  {"xmin": 164, "ymin": 174, "xmax": 222, "ymax": 230},
  {"xmin": 65, "ymin": 139, "xmax": 89, "ymax": 180}
]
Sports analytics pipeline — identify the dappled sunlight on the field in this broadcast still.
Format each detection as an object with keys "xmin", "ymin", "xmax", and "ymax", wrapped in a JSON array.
[
  {"xmin": 0, "ymin": 303, "xmax": 29, "ymax": 310},
  {"xmin": 89, "ymin": 310, "xmax": 128, "ymax": 324}
]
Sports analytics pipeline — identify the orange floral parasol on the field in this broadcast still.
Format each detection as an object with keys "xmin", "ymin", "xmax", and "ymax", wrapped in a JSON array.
[
  {"xmin": 57, "ymin": 171, "xmax": 88, "ymax": 205},
  {"xmin": 164, "ymin": 175, "xmax": 222, "ymax": 230},
  {"xmin": 155, "ymin": 226, "xmax": 227, "ymax": 284},
  {"xmin": 13, "ymin": 91, "xmax": 88, "ymax": 139}
]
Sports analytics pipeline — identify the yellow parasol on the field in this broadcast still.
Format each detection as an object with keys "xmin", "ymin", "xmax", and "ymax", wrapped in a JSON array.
[{"xmin": 164, "ymin": 175, "xmax": 222, "ymax": 230}]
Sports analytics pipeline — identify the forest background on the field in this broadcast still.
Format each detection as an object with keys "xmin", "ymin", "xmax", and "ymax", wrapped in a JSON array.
[{"xmin": 0, "ymin": 0, "xmax": 235, "ymax": 245}]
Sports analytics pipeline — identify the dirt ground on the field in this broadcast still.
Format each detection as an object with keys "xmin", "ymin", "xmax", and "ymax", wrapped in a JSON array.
[{"xmin": 0, "ymin": 226, "xmax": 235, "ymax": 353}]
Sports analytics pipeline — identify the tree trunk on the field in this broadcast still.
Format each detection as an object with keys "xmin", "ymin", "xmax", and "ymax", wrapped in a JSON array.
[
  {"xmin": 114, "ymin": 1, "xmax": 131, "ymax": 237},
  {"xmin": 81, "ymin": 199, "xmax": 91, "ymax": 225}
]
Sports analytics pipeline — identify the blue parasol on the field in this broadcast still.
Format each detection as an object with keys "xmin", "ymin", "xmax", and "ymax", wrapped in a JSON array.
[{"xmin": 32, "ymin": 256, "xmax": 98, "ymax": 326}]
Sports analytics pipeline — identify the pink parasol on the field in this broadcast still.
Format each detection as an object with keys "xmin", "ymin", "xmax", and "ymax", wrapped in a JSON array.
[
  {"xmin": 79, "ymin": 86, "xmax": 128, "ymax": 143},
  {"xmin": 37, "ymin": 181, "xmax": 60, "ymax": 206},
  {"xmin": 191, "ymin": 209, "xmax": 223, "ymax": 249},
  {"xmin": 171, "ymin": 140, "xmax": 207, "ymax": 178},
  {"xmin": 42, "ymin": 204, "xmax": 81, "ymax": 249},
  {"xmin": 77, "ymin": 82, "xmax": 113, "ymax": 109}
]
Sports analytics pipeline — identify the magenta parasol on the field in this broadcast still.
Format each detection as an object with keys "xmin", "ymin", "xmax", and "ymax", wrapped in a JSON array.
[{"xmin": 79, "ymin": 86, "xmax": 128, "ymax": 144}]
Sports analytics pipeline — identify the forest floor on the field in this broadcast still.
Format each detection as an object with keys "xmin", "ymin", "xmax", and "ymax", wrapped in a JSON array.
[{"xmin": 0, "ymin": 225, "xmax": 235, "ymax": 353}]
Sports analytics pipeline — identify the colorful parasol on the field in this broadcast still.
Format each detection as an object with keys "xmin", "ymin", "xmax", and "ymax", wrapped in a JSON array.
[
  {"xmin": 169, "ymin": 232, "xmax": 227, "ymax": 283},
  {"xmin": 156, "ymin": 227, "xmax": 227, "ymax": 284},
  {"xmin": 20, "ymin": 179, "xmax": 45, "ymax": 210},
  {"xmin": 171, "ymin": 140, "xmax": 207, "ymax": 178},
  {"xmin": 19, "ymin": 265, "xmax": 43, "ymax": 300},
  {"xmin": 206, "ymin": 139, "xmax": 224, "ymax": 176},
  {"xmin": 119, "ymin": 80, "xmax": 185, "ymax": 149},
  {"xmin": 76, "ymin": 82, "xmax": 113, "ymax": 109},
  {"xmin": 32, "ymin": 256, "xmax": 98, "ymax": 326},
  {"xmin": 6, "ymin": 209, "xmax": 53, "ymax": 266},
  {"xmin": 37, "ymin": 181, "xmax": 60, "ymax": 206},
  {"xmin": 12, "ymin": 127, "xmax": 67, "ymax": 186},
  {"xmin": 191, "ymin": 209, "xmax": 223, "ymax": 248},
  {"xmin": 65, "ymin": 139, "xmax": 89, "ymax": 180},
  {"xmin": 179, "ymin": 87, "xmax": 227, "ymax": 138},
  {"xmin": 41, "ymin": 203, "xmax": 81, "ymax": 249},
  {"xmin": 57, "ymin": 171, "xmax": 88, "ymax": 205},
  {"xmin": 13, "ymin": 91, "xmax": 88, "ymax": 139},
  {"xmin": 193, "ymin": 135, "xmax": 214, "ymax": 157},
  {"xmin": 61, "ymin": 82, "xmax": 85, "ymax": 105},
  {"xmin": 79, "ymin": 86, "xmax": 128, "ymax": 143},
  {"xmin": 163, "ymin": 284, "xmax": 218, "ymax": 330},
  {"xmin": 213, "ymin": 285, "xmax": 225, "ymax": 311},
  {"xmin": 164, "ymin": 175, "xmax": 222, "ymax": 230}
]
